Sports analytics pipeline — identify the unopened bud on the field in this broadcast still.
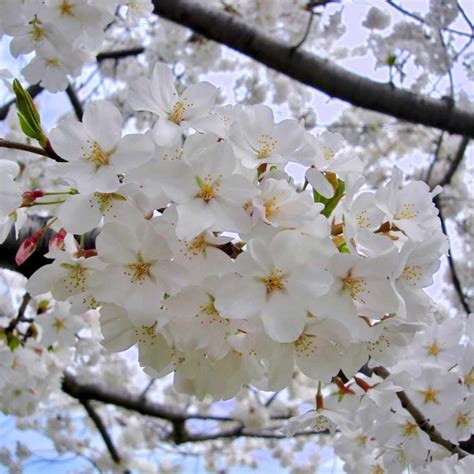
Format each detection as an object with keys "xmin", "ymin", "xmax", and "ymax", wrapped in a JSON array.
[
  {"xmin": 48, "ymin": 228, "xmax": 67, "ymax": 252},
  {"xmin": 15, "ymin": 228, "xmax": 44, "ymax": 265},
  {"xmin": 335, "ymin": 377, "xmax": 355, "ymax": 395},
  {"xmin": 354, "ymin": 376, "xmax": 373, "ymax": 392},
  {"xmin": 21, "ymin": 189, "xmax": 45, "ymax": 207}
]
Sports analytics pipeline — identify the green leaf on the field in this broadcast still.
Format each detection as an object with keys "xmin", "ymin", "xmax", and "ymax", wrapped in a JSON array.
[
  {"xmin": 13, "ymin": 79, "xmax": 47, "ymax": 147},
  {"xmin": 7, "ymin": 334, "xmax": 21, "ymax": 351}
]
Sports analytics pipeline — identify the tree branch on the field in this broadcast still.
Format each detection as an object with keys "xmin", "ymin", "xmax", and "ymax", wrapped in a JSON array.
[
  {"xmin": 152, "ymin": 0, "xmax": 474, "ymax": 137},
  {"xmin": 96, "ymin": 47, "xmax": 145, "ymax": 62},
  {"xmin": 0, "ymin": 48, "xmax": 144, "ymax": 122},
  {"xmin": 65, "ymin": 84, "xmax": 84, "ymax": 121},
  {"xmin": 79, "ymin": 398, "xmax": 122, "ymax": 466},
  {"xmin": 61, "ymin": 373, "xmax": 305, "ymax": 445},
  {"xmin": 374, "ymin": 367, "xmax": 469, "ymax": 458},
  {"xmin": 433, "ymin": 136, "xmax": 471, "ymax": 315},
  {"xmin": 0, "ymin": 138, "xmax": 50, "ymax": 158},
  {"xmin": 386, "ymin": 0, "xmax": 473, "ymax": 38}
]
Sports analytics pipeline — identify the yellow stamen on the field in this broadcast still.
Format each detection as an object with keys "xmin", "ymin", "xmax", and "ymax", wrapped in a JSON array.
[
  {"xmin": 126, "ymin": 262, "xmax": 153, "ymax": 283},
  {"xmin": 261, "ymin": 269, "xmax": 286, "ymax": 295},
  {"xmin": 257, "ymin": 134, "xmax": 277, "ymax": 159},
  {"xmin": 59, "ymin": 0, "xmax": 75, "ymax": 16},
  {"xmin": 169, "ymin": 100, "xmax": 187, "ymax": 124},
  {"xmin": 395, "ymin": 203, "xmax": 419, "ymax": 220},
  {"xmin": 81, "ymin": 140, "xmax": 110, "ymax": 166},
  {"xmin": 402, "ymin": 421, "xmax": 418, "ymax": 438},
  {"xmin": 263, "ymin": 196, "xmax": 280, "ymax": 221},
  {"xmin": 421, "ymin": 387, "xmax": 438, "ymax": 404}
]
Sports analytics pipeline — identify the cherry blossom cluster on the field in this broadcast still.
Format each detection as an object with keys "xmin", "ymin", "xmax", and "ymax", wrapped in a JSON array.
[
  {"xmin": 0, "ymin": 270, "xmax": 88, "ymax": 415},
  {"xmin": 1, "ymin": 62, "xmax": 452, "ymax": 407},
  {"xmin": 284, "ymin": 315, "xmax": 473, "ymax": 472},
  {"xmin": 0, "ymin": 0, "xmax": 153, "ymax": 92}
]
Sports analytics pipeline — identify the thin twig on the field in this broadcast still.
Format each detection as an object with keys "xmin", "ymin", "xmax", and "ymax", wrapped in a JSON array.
[
  {"xmin": 5, "ymin": 293, "xmax": 32, "ymax": 334},
  {"xmin": 65, "ymin": 84, "xmax": 84, "ymax": 121},
  {"xmin": 386, "ymin": 0, "xmax": 473, "ymax": 38},
  {"xmin": 374, "ymin": 367, "xmax": 469, "ymax": 458},
  {"xmin": 438, "ymin": 136, "xmax": 470, "ymax": 187},
  {"xmin": 139, "ymin": 378, "xmax": 156, "ymax": 400},
  {"xmin": 437, "ymin": 29, "xmax": 454, "ymax": 99},
  {"xmin": 425, "ymin": 131, "xmax": 444, "ymax": 186},
  {"xmin": 96, "ymin": 47, "xmax": 145, "ymax": 62},
  {"xmin": 435, "ymin": 193, "xmax": 472, "ymax": 315},
  {"xmin": 455, "ymin": 0, "xmax": 474, "ymax": 32},
  {"xmin": 429, "ymin": 134, "xmax": 471, "ymax": 315},
  {"xmin": 79, "ymin": 399, "xmax": 122, "ymax": 465},
  {"xmin": 0, "ymin": 138, "xmax": 50, "ymax": 158},
  {"xmin": 265, "ymin": 391, "xmax": 281, "ymax": 407},
  {"xmin": 292, "ymin": 11, "xmax": 315, "ymax": 50}
]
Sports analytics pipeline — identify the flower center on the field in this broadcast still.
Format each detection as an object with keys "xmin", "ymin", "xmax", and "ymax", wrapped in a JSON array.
[
  {"xmin": 263, "ymin": 196, "xmax": 280, "ymax": 221},
  {"xmin": 200, "ymin": 299, "xmax": 220, "ymax": 319},
  {"xmin": 262, "ymin": 269, "xmax": 286, "ymax": 295},
  {"xmin": 82, "ymin": 141, "xmax": 110, "ymax": 166},
  {"xmin": 60, "ymin": 263, "xmax": 88, "ymax": 294},
  {"xmin": 402, "ymin": 265, "xmax": 422, "ymax": 283},
  {"xmin": 342, "ymin": 273, "xmax": 369, "ymax": 303},
  {"xmin": 196, "ymin": 175, "xmax": 221, "ymax": 202},
  {"xmin": 126, "ymin": 262, "xmax": 153, "ymax": 283},
  {"xmin": 169, "ymin": 100, "xmax": 187, "ymax": 125},
  {"xmin": 46, "ymin": 58, "xmax": 60, "ymax": 68},
  {"xmin": 456, "ymin": 412, "xmax": 470, "ymax": 427},
  {"xmin": 322, "ymin": 146, "xmax": 334, "ymax": 161},
  {"xmin": 355, "ymin": 210, "xmax": 371, "ymax": 229},
  {"xmin": 426, "ymin": 341, "xmax": 441, "ymax": 357},
  {"xmin": 185, "ymin": 234, "xmax": 207, "ymax": 256},
  {"xmin": 59, "ymin": 0, "xmax": 75, "ymax": 16},
  {"xmin": 294, "ymin": 333, "xmax": 315, "ymax": 355},
  {"xmin": 29, "ymin": 17, "xmax": 45, "ymax": 43},
  {"xmin": 257, "ymin": 134, "xmax": 277, "ymax": 159},
  {"xmin": 395, "ymin": 203, "xmax": 419, "ymax": 220},
  {"xmin": 421, "ymin": 387, "xmax": 438, "ymax": 404},
  {"xmin": 464, "ymin": 368, "xmax": 474, "ymax": 388},
  {"xmin": 402, "ymin": 421, "xmax": 418, "ymax": 438},
  {"xmin": 53, "ymin": 318, "xmax": 66, "ymax": 332}
]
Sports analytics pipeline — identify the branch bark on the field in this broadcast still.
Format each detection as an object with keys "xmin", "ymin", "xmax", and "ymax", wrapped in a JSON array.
[
  {"xmin": 374, "ymin": 367, "xmax": 469, "ymax": 458},
  {"xmin": 62, "ymin": 373, "xmax": 303, "ymax": 445},
  {"xmin": 152, "ymin": 0, "xmax": 474, "ymax": 137},
  {"xmin": 434, "ymin": 136, "xmax": 471, "ymax": 315},
  {"xmin": 79, "ymin": 398, "xmax": 123, "ymax": 466},
  {"xmin": 66, "ymin": 84, "xmax": 84, "ymax": 121}
]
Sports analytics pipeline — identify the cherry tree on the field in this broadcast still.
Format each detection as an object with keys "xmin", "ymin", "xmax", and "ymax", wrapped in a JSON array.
[{"xmin": 0, "ymin": 0, "xmax": 473, "ymax": 472}]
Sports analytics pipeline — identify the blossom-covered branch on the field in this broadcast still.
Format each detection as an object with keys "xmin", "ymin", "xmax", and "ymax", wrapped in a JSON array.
[
  {"xmin": 374, "ymin": 367, "xmax": 470, "ymax": 459},
  {"xmin": 152, "ymin": 0, "xmax": 474, "ymax": 137}
]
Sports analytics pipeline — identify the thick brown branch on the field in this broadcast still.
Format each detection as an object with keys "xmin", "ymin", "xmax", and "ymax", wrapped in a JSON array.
[
  {"xmin": 0, "ymin": 216, "xmax": 241, "ymax": 277},
  {"xmin": 374, "ymin": 367, "xmax": 469, "ymax": 458},
  {"xmin": 152, "ymin": 0, "xmax": 474, "ymax": 137},
  {"xmin": 61, "ymin": 373, "xmax": 303, "ymax": 445}
]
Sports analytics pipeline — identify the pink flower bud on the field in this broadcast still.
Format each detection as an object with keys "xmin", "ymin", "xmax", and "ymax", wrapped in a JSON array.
[
  {"xmin": 21, "ymin": 189, "xmax": 45, "ymax": 207},
  {"xmin": 48, "ymin": 228, "xmax": 67, "ymax": 252},
  {"xmin": 15, "ymin": 228, "xmax": 44, "ymax": 266}
]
